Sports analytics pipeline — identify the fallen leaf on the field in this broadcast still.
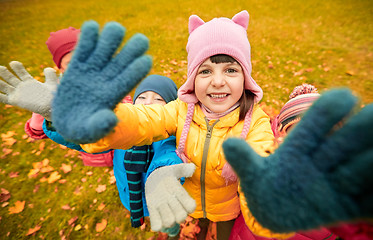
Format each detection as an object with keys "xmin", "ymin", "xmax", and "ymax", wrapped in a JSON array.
[
  {"xmin": 40, "ymin": 176, "xmax": 48, "ymax": 182},
  {"xmin": 9, "ymin": 200, "xmax": 25, "ymax": 214},
  {"xmin": 60, "ymin": 164, "xmax": 72, "ymax": 173},
  {"xmin": 40, "ymin": 166, "xmax": 54, "ymax": 173},
  {"xmin": 109, "ymin": 175, "xmax": 116, "ymax": 185},
  {"xmin": 0, "ymin": 188, "xmax": 10, "ymax": 202},
  {"xmin": 2, "ymin": 148, "xmax": 12, "ymax": 158},
  {"xmin": 95, "ymin": 185, "xmax": 106, "ymax": 193},
  {"xmin": 64, "ymin": 149, "xmax": 78, "ymax": 158},
  {"xmin": 2, "ymin": 137, "xmax": 17, "ymax": 146},
  {"xmin": 1, "ymin": 131, "xmax": 16, "ymax": 139},
  {"xmin": 180, "ymin": 216, "xmax": 200, "ymax": 238},
  {"xmin": 59, "ymin": 179, "xmax": 67, "ymax": 184},
  {"xmin": 140, "ymin": 223, "xmax": 146, "ymax": 231},
  {"xmin": 39, "ymin": 142, "xmax": 45, "ymax": 152},
  {"xmin": 97, "ymin": 203, "xmax": 105, "ymax": 210},
  {"xmin": 32, "ymin": 161, "xmax": 43, "ymax": 169},
  {"xmin": 9, "ymin": 172, "xmax": 19, "ymax": 178},
  {"xmin": 26, "ymin": 224, "xmax": 41, "ymax": 236},
  {"xmin": 33, "ymin": 185, "xmax": 40, "ymax": 193},
  {"xmin": 75, "ymin": 224, "xmax": 82, "ymax": 231},
  {"xmin": 47, "ymin": 171, "xmax": 61, "ymax": 183},
  {"xmin": 28, "ymin": 168, "xmax": 39, "ymax": 178},
  {"xmin": 68, "ymin": 216, "xmax": 78, "ymax": 225},
  {"xmin": 86, "ymin": 171, "xmax": 93, "ymax": 176},
  {"xmin": 346, "ymin": 70, "xmax": 354, "ymax": 76},
  {"xmin": 61, "ymin": 204, "xmax": 71, "ymax": 210},
  {"xmin": 73, "ymin": 186, "xmax": 81, "ymax": 195},
  {"xmin": 96, "ymin": 219, "xmax": 107, "ymax": 232},
  {"xmin": 42, "ymin": 159, "xmax": 49, "ymax": 166}
]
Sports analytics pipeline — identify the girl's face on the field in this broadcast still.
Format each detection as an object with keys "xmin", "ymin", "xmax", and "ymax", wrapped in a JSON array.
[
  {"xmin": 195, "ymin": 58, "xmax": 244, "ymax": 113},
  {"xmin": 134, "ymin": 91, "xmax": 166, "ymax": 106},
  {"xmin": 60, "ymin": 52, "xmax": 73, "ymax": 73}
]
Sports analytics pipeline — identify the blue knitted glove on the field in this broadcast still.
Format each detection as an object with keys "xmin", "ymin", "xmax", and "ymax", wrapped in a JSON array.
[
  {"xmin": 223, "ymin": 88, "xmax": 373, "ymax": 233},
  {"xmin": 52, "ymin": 21, "xmax": 152, "ymax": 144}
]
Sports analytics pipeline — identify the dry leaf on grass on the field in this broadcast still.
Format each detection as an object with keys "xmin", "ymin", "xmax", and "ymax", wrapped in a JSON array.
[
  {"xmin": 48, "ymin": 171, "xmax": 61, "ymax": 183},
  {"xmin": 97, "ymin": 203, "xmax": 105, "ymax": 210},
  {"xmin": 9, "ymin": 172, "xmax": 19, "ymax": 178},
  {"xmin": 39, "ymin": 142, "xmax": 45, "ymax": 151},
  {"xmin": 60, "ymin": 164, "xmax": 72, "ymax": 173},
  {"xmin": 61, "ymin": 204, "xmax": 71, "ymax": 210},
  {"xmin": 40, "ymin": 166, "xmax": 54, "ymax": 173},
  {"xmin": 95, "ymin": 185, "xmax": 106, "ymax": 193},
  {"xmin": 68, "ymin": 216, "xmax": 78, "ymax": 225},
  {"xmin": 26, "ymin": 224, "xmax": 41, "ymax": 236},
  {"xmin": 9, "ymin": 200, "xmax": 25, "ymax": 214},
  {"xmin": 109, "ymin": 175, "xmax": 116, "ymax": 185},
  {"xmin": 96, "ymin": 219, "xmax": 107, "ymax": 232},
  {"xmin": 0, "ymin": 188, "xmax": 10, "ymax": 202}
]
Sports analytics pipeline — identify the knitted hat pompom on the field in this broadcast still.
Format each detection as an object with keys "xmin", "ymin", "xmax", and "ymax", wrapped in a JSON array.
[
  {"xmin": 272, "ymin": 83, "xmax": 321, "ymax": 139},
  {"xmin": 289, "ymin": 83, "xmax": 319, "ymax": 99}
]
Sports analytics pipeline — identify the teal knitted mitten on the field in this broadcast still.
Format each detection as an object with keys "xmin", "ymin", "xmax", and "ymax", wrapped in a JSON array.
[
  {"xmin": 223, "ymin": 88, "xmax": 373, "ymax": 232},
  {"xmin": 52, "ymin": 21, "xmax": 152, "ymax": 144}
]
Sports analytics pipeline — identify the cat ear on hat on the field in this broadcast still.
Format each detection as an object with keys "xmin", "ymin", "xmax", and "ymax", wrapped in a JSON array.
[
  {"xmin": 232, "ymin": 10, "xmax": 249, "ymax": 30},
  {"xmin": 189, "ymin": 15, "xmax": 205, "ymax": 34}
]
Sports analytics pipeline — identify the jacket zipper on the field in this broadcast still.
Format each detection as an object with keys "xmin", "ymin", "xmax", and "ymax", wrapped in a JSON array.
[{"xmin": 201, "ymin": 117, "xmax": 219, "ymax": 218}]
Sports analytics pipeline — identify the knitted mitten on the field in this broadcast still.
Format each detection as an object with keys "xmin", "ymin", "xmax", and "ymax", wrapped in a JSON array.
[
  {"xmin": 145, "ymin": 163, "xmax": 196, "ymax": 232},
  {"xmin": 223, "ymin": 88, "xmax": 373, "ymax": 232},
  {"xmin": 0, "ymin": 61, "xmax": 57, "ymax": 120},
  {"xmin": 52, "ymin": 21, "xmax": 152, "ymax": 144}
]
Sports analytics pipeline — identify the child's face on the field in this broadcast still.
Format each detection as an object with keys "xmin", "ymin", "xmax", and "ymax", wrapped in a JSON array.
[
  {"xmin": 134, "ymin": 91, "xmax": 166, "ymax": 106},
  {"xmin": 60, "ymin": 52, "xmax": 73, "ymax": 73},
  {"xmin": 194, "ymin": 58, "xmax": 244, "ymax": 113}
]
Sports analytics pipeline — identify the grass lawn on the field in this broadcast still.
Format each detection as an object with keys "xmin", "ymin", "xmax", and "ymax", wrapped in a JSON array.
[{"xmin": 0, "ymin": 0, "xmax": 372, "ymax": 239}]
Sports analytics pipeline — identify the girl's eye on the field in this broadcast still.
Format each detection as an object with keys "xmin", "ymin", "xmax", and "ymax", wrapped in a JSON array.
[
  {"xmin": 199, "ymin": 69, "xmax": 211, "ymax": 75},
  {"xmin": 226, "ymin": 68, "xmax": 238, "ymax": 73},
  {"xmin": 155, "ymin": 98, "xmax": 164, "ymax": 102},
  {"xmin": 138, "ymin": 96, "xmax": 146, "ymax": 99}
]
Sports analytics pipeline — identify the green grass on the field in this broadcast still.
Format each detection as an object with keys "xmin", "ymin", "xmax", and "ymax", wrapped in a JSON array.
[{"xmin": 0, "ymin": 0, "xmax": 372, "ymax": 239}]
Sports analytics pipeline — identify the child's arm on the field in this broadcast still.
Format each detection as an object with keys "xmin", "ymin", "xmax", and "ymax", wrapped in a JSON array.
[
  {"xmin": 223, "ymin": 88, "xmax": 373, "ymax": 233},
  {"xmin": 145, "ymin": 136, "xmax": 183, "ymax": 177},
  {"xmin": 237, "ymin": 106, "xmax": 296, "ymax": 238},
  {"xmin": 80, "ymin": 100, "xmax": 180, "ymax": 153},
  {"xmin": 24, "ymin": 113, "xmax": 48, "ymax": 139},
  {"xmin": 145, "ymin": 137, "xmax": 195, "ymax": 232}
]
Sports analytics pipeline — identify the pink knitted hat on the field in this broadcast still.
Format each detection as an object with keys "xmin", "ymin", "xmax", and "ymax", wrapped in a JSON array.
[
  {"xmin": 271, "ymin": 84, "xmax": 320, "ymax": 138},
  {"xmin": 45, "ymin": 27, "xmax": 80, "ymax": 68},
  {"xmin": 178, "ymin": 10, "xmax": 263, "ymax": 104}
]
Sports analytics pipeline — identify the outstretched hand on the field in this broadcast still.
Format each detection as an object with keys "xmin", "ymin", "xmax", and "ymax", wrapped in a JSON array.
[
  {"xmin": 223, "ymin": 88, "xmax": 373, "ymax": 232},
  {"xmin": 52, "ymin": 21, "xmax": 152, "ymax": 144},
  {"xmin": 145, "ymin": 163, "xmax": 196, "ymax": 232},
  {"xmin": 0, "ymin": 61, "xmax": 57, "ymax": 120}
]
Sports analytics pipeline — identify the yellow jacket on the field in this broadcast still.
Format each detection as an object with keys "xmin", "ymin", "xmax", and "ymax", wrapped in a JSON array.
[{"xmin": 81, "ymin": 99, "xmax": 292, "ymax": 238}]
